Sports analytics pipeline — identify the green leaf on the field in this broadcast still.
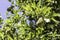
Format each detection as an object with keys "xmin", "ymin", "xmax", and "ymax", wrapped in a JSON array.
[
  {"xmin": 36, "ymin": 17, "xmax": 43, "ymax": 25},
  {"xmin": 53, "ymin": 13, "xmax": 60, "ymax": 17}
]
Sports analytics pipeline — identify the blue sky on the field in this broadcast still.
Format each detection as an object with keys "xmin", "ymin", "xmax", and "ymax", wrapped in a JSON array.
[{"xmin": 0, "ymin": 0, "xmax": 11, "ymax": 19}]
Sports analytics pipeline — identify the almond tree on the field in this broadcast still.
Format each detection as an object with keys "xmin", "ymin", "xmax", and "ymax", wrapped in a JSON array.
[{"xmin": 0, "ymin": 0, "xmax": 60, "ymax": 40}]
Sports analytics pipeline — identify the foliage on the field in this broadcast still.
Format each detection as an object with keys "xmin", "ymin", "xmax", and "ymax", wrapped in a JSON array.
[{"xmin": 0, "ymin": 0, "xmax": 60, "ymax": 40}]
